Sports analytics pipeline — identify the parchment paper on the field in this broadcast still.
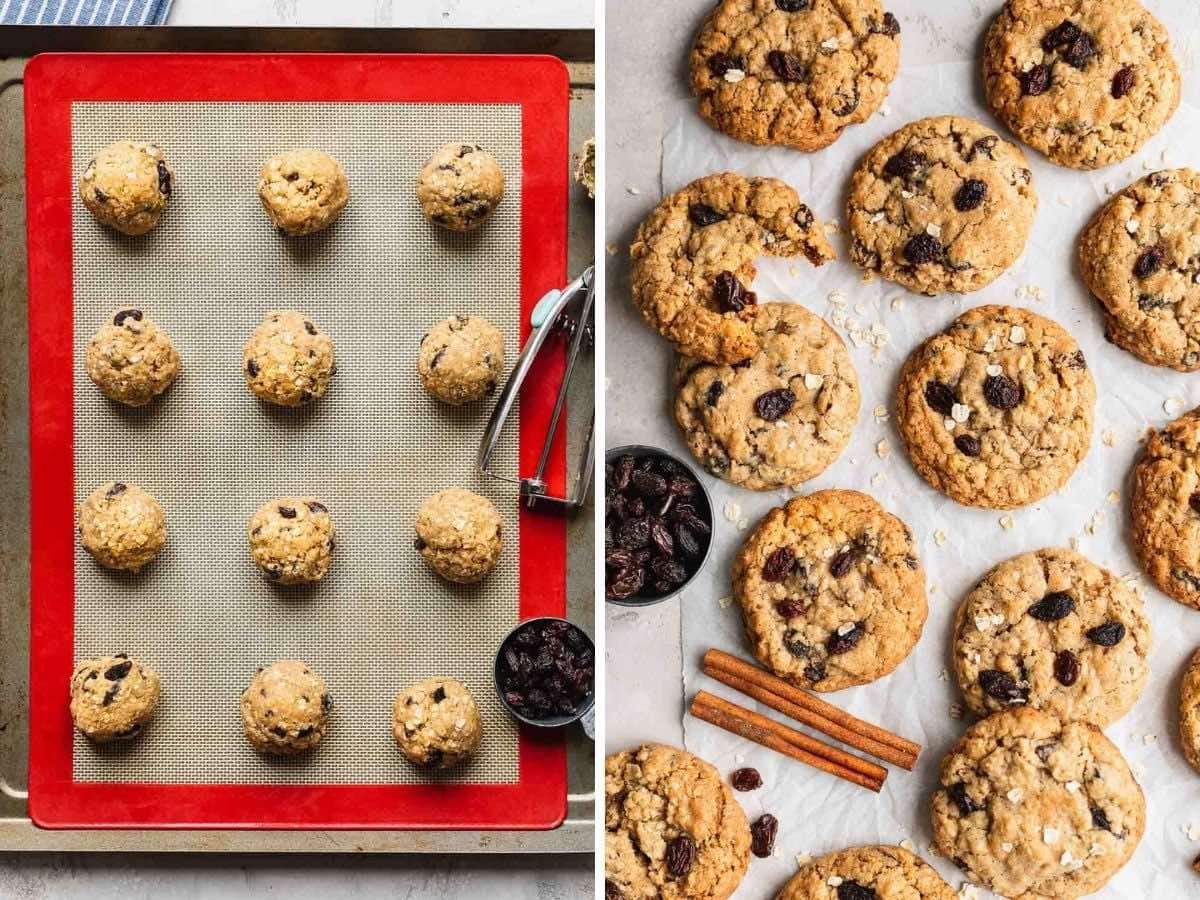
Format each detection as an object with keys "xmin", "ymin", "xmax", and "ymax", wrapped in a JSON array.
[{"xmin": 654, "ymin": 5, "xmax": 1200, "ymax": 896}]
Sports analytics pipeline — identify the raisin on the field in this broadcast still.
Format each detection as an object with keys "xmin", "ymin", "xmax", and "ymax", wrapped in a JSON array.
[
  {"xmin": 776, "ymin": 598, "xmax": 806, "ymax": 618},
  {"xmin": 713, "ymin": 271, "xmax": 756, "ymax": 313},
  {"xmin": 731, "ymin": 767, "xmax": 763, "ymax": 791},
  {"xmin": 689, "ymin": 203, "xmax": 725, "ymax": 226},
  {"xmin": 750, "ymin": 814, "xmax": 778, "ymax": 857},
  {"xmin": 1112, "ymin": 65, "xmax": 1135, "ymax": 98},
  {"xmin": 247, "ymin": 358, "xmax": 260, "ymax": 377},
  {"xmin": 705, "ymin": 381, "xmax": 724, "ymax": 406},
  {"xmin": 102, "ymin": 684, "xmax": 120, "ymax": 706},
  {"xmin": 829, "ymin": 546, "xmax": 860, "ymax": 578},
  {"xmin": 272, "ymin": 725, "xmax": 288, "ymax": 737},
  {"xmin": 1134, "ymin": 246, "xmax": 1163, "ymax": 279},
  {"xmin": 106, "ymin": 482, "xmax": 127, "ymax": 499},
  {"xmin": 707, "ymin": 53, "xmax": 744, "ymax": 77},
  {"xmin": 93, "ymin": 186, "xmax": 109, "ymax": 203},
  {"xmin": 755, "ymin": 388, "xmax": 795, "ymax": 421},
  {"xmin": 1062, "ymin": 32, "xmax": 1097, "ymax": 69},
  {"xmin": 1019, "ymin": 64, "xmax": 1051, "ymax": 96},
  {"xmin": 1054, "ymin": 650, "xmax": 1080, "ymax": 686},
  {"xmin": 882, "ymin": 149, "xmax": 926, "ymax": 180},
  {"xmin": 307, "ymin": 501, "xmax": 328, "ymax": 514},
  {"xmin": 1028, "ymin": 591, "xmax": 1075, "ymax": 621},
  {"xmin": 304, "ymin": 320, "xmax": 317, "ymax": 336},
  {"xmin": 805, "ymin": 660, "xmax": 827, "ymax": 682},
  {"xmin": 1036, "ymin": 743, "xmax": 1056, "ymax": 763},
  {"xmin": 826, "ymin": 623, "xmax": 864, "ymax": 654},
  {"xmin": 1190, "ymin": 492, "xmax": 1200, "ymax": 515},
  {"xmin": 948, "ymin": 782, "xmax": 979, "ymax": 815},
  {"xmin": 903, "ymin": 232, "xmax": 941, "ymax": 265},
  {"xmin": 767, "ymin": 50, "xmax": 807, "ymax": 82},
  {"xmin": 278, "ymin": 505, "xmax": 297, "ymax": 519},
  {"xmin": 650, "ymin": 556, "xmax": 688, "ymax": 586},
  {"xmin": 113, "ymin": 309, "xmax": 143, "ymax": 327},
  {"xmin": 423, "ymin": 749, "xmax": 444, "ymax": 768},
  {"xmin": 675, "ymin": 525, "xmax": 702, "ymax": 558},
  {"xmin": 1091, "ymin": 806, "xmax": 1111, "ymax": 832},
  {"xmin": 649, "ymin": 519, "xmax": 674, "ymax": 557},
  {"xmin": 1041, "ymin": 20, "xmax": 1082, "ymax": 52},
  {"xmin": 104, "ymin": 660, "xmax": 133, "ymax": 681},
  {"xmin": 775, "ymin": 0, "xmax": 809, "ymax": 9},
  {"xmin": 980, "ymin": 669, "xmax": 1024, "ymax": 702},
  {"xmin": 924, "ymin": 380, "xmax": 957, "ymax": 416},
  {"xmin": 157, "ymin": 160, "xmax": 172, "ymax": 196},
  {"xmin": 983, "ymin": 374, "xmax": 1022, "ymax": 410},
  {"xmin": 1086, "ymin": 621, "xmax": 1126, "ymax": 646},
  {"xmin": 605, "ymin": 881, "xmax": 623, "ymax": 900},
  {"xmin": 432, "ymin": 685, "xmax": 446, "ymax": 702},
  {"xmin": 837, "ymin": 883, "xmax": 878, "ymax": 900},
  {"xmin": 954, "ymin": 434, "xmax": 981, "ymax": 457},
  {"xmin": 954, "ymin": 179, "xmax": 987, "ymax": 212},
  {"xmin": 762, "ymin": 547, "xmax": 796, "ymax": 582},
  {"xmin": 631, "ymin": 469, "xmax": 668, "ymax": 498},
  {"xmin": 665, "ymin": 834, "xmax": 697, "ymax": 877},
  {"xmin": 873, "ymin": 12, "xmax": 900, "ymax": 36},
  {"xmin": 967, "ymin": 136, "xmax": 998, "ymax": 161},
  {"xmin": 616, "ymin": 518, "xmax": 652, "ymax": 551},
  {"xmin": 831, "ymin": 88, "xmax": 859, "ymax": 117}
]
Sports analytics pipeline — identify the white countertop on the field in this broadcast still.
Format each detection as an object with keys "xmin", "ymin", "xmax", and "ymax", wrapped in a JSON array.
[{"xmin": 167, "ymin": 0, "xmax": 593, "ymax": 29}]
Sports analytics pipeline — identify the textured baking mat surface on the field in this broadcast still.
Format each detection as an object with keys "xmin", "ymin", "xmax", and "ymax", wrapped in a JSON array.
[{"xmin": 71, "ymin": 100, "xmax": 522, "ymax": 785}]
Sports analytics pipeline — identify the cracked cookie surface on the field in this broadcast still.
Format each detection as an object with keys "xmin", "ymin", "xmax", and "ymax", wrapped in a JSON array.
[
  {"xmin": 630, "ymin": 172, "xmax": 835, "ymax": 364},
  {"xmin": 983, "ymin": 0, "xmax": 1180, "ymax": 170},
  {"xmin": 931, "ymin": 707, "xmax": 1144, "ymax": 900},
  {"xmin": 605, "ymin": 743, "xmax": 750, "ymax": 900},
  {"xmin": 895, "ymin": 305, "xmax": 1094, "ymax": 509},
  {"xmin": 674, "ymin": 302, "xmax": 859, "ymax": 490},
  {"xmin": 690, "ymin": 0, "xmax": 900, "ymax": 152},
  {"xmin": 847, "ymin": 116, "xmax": 1037, "ymax": 295},
  {"xmin": 776, "ymin": 845, "xmax": 955, "ymax": 900},
  {"xmin": 953, "ymin": 547, "xmax": 1150, "ymax": 728},
  {"xmin": 1130, "ymin": 407, "xmax": 1200, "ymax": 610},
  {"xmin": 1078, "ymin": 168, "xmax": 1200, "ymax": 370},
  {"xmin": 732, "ymin": 489, "xmax": 925, "ymax": 692}
]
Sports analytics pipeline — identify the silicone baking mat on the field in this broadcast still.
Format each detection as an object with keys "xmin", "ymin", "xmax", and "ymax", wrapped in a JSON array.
[{"xmin": 24, "ymin": 53, "xmax": 568, "ymax": 829}]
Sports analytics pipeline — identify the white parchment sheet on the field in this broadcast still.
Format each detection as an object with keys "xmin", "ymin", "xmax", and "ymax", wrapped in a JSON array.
[{"xmin": 640, "ymin": 3, "xmax": 1200, "ymax": 897}]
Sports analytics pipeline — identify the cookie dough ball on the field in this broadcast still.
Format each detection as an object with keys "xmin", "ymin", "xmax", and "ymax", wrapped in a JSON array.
[
  {"xmin": 243, "ymin": 310, "xmax": 336, "ymax": 407},
  {"xmin": 84, "ymin": 309, "xmax": 180, "ymax": 407},
  {"xmin": 414, "ymin": 488, "xmax": 503, "ymax": 584},
  {"xmin": 240, "ymin": 660, "xmax": 330, "ymax": 755},
  {"xmin": 78, "ymin": 481, "xmax": 166, "ymax": 572},
  {"xmin": 78, "ymin": 140, "xmax": 173, "ymax": 236},
  {"xmin": 416, "ymin": 142, "xmax": 505, "ymax": 232},
  {"xmin": 418, "ymin": 315, "xmax": 505, "ymax": 405},
  {"xmin": 392, "ymin": 677, "xmax": 482, "ymax": 769},
  {"xmin": 258, "ymin": 149, "xmax": 349, "ymax": 236},
  {"xmin": 69, "ymin": 654, "xmax": 160, "ymax": 742},
  {"xmin": 248, "ymin": 497, "xmax": 334, "ymax": 584}
]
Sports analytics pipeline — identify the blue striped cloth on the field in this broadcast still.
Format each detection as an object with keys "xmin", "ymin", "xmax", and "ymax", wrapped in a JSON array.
[{"xmin": 0, "ymin": 0, "xmax": 171, "ymax": 24}]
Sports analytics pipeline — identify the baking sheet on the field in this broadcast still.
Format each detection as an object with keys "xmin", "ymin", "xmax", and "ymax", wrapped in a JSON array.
[
  {"xmin": 70, "ymin": 99, "xmax": 523, "ymax": 786},
  {"xmin": 644, "ymin": 8, "xmax": 1200, "ymax": 897}
]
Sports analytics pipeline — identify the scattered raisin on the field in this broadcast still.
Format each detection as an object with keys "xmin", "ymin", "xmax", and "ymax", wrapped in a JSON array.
[
  {"xmin": 763, "ymin": 547, "xmax": 797, "ymax": 582},
  {"xmin": 776, "ymin": 598, "xmax": 806, "ymax": 618},
  {"xmin": 767, "ymin": 50, "xmax": 807, "ymax": 82},
  {"xmin": 113, "ymin": 309, "xmax": 143, "ymax": 327},
  {"xmin": 750, "ymin": 814, "xmax": 778, "ymax": 857},
  {"xmin": 954, "ymin": 434, "xmax": 981, "ymax": 457},
  {"xmin": 1112, "ymin": 66, "xmax": 1135, "ymax": 98},
  {"xmin": 948, "ymin": 782, "xmax": 979, "ymax": 815},
  {"xmin": 1061, "ymin": 32, "xmax": 1097, "ymax": 69},
  {"xmin": 106, "ymin": 482, "xmax": 127, "ymax": 499},
  {"xmin": 278, "ymin": 505, "xmax": 297, "ymax": 519},
  {"xmin": 979, "ymin": 669, "xmax": 1024, "ymax": 702},
  {"xmin": 826, "ymin": 623, "xmax": 864, "ymax": 654},
  {"xmin": 1091, "ymin": 806, "xmax": 1111, "ymax": 832},
  {"xmin": 967, "ymin": 136, "xmax": 998, "ymax": 161},
  {"xmin": 707, "ymin": 53, "xmax": 744, "ymax": 77},
  {"xmin": 924, "ymin": 380, "xmax": 957, "ymax": 416},
  {"xmin": 157, "ymin": 160, "xmax": 172, "ymax": 196},
  {"xmin": 874, "ymin": 12, "xmax": 900, "ymax": 36},
  {"xmin": 983, "ymin": 374, "xmax": 1022, "ymax": 410},
  {"xmin": 104, "ymin": 660, "xmax": 133, "ymax": 681},
  {"xmin": 706, "ymin": 381, "xmax": 725, "ymax": 406},
  {"xmin": 903, "ymin": 232, "xmax": 941, "ymax": 265},
  {"xmin": 1134, "ymin": 246, "xmax": 1163, "ymax": 279},
  {"xmin": 1041, "ymin": 20, "xmax": 1082, "ymax": 52},
  {"xmin": 713, "ymin": 271, "xmax": 756, "ymax": 313},
  {"xmin": 829, "ymin": 546, "xmax": 860, "ymax": 578},
  {"xmin": 1054, "ymin": 650, "xmax": 1080, "ymax": 686},
  {"xmin": 247, "ymin": 358, "xmax": 260, "ymax": 377},
  {"xmin": 837, "ymin": 883, "xmax": 878, "ymax": 900},
  {"xmin": 689, "ymin": 203, "xmax": 725, "ymax": 227},
  {"xmin": 882, "ymin": 149, "xmax": 926, "ymax": 180},
  {"xmin": 665, "ymin": 835, "xmax": 697, "ymax": 877},
  {"xmin": 1028, "ymin": 591, "xmax": 1075, "ymax": 621},
  {"xmin": 307, "ymin": 501, "xmax": 328, "ymax": 514},
  {"xmin": 731, "ymin": 767, "xmax": 763, "ymax": 791},
  {"xmin": 775, "ymin": 0, "xmax": 809, "ymax": 9},
  {"xmin": 1019, "ymin": 64, "xmax": 1051, "ymax": 96},
  {"xmin": 432, "ymin": 686, "xmax": 446, "ymax": 703},
  {"xmin": 93, "ymin": 186, "xmax": 109, "ymax": 203},
  {"xmin": 755, "ymin": 388, "xmax": 795, "ymax": 421},
  {"xmin": 1086, "ymin": 621, "xmax": 1126, "ymax": 646},
  {"xmin": 953, "ymin": 179, "xmax": 987, "ymax": 212}
]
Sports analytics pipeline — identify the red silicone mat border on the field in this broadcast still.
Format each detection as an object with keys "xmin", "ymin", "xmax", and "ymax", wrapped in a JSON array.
[{"xmin": 24, "ymin": 52, "xmax": 569, "ymax": 830}]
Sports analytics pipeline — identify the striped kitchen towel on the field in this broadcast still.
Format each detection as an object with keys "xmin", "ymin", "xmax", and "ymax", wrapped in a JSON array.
[{"xmin": 0, "ymin": 0, "xmax": 172, "ymax": 24}]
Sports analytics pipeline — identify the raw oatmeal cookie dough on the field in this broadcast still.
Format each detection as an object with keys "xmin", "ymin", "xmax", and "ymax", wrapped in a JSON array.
[
  {"xmin": 983, "ymin": 0, "xmax": 1180, "ymax": 170},
  {"xmin": 84, "ymin": 308, "xmax": 181, "ymax": 407},
  {"xmin": 847, "ymin": 115, "xmax": 1037, "ymax": 295},
  {"xmin": 1078, "ymin": 169, "xmax": 1200, "ymax": 371},
  {"xmin": 732, "ymin": 489, "xmax": 926, "ymax": 692},
  {"xmin": 1130, "ymin": 406, "xmax": 1200, "ymax": 610},
  {"xmin": 69, "ymin": 654, "xmax": 160, "ymax": 742},
  {"xmin": 240, "ymin": 659, "xmax": 330, "ymax": 755},
  {"xmin": 418, "ymin": 315, "xmax": 505, "ymax": 405},
  {"xmin": 776, "ymin": 845, "xmax": 955, "ymax": 900},
  {"xmin": 243, "ymin": 310, "xmax": 336, "ymax": 407},
  {"xmin": 78, "ymin": 140, "xmax": 173, "ymax": 236},
  {"xmin": 416, "ymin": 142, "xmax": 505, "ymax": 232},
  {"xmin": 895, "ymin": 305, "xmax": 1094, "ymax": 509},
  {"xmin": 248, "ymin": 497, "xmax": 334, "ymax": 584},
  {"xmin": 674, "ymin": 302, "xmax": 859, "ymax": 490},
  {"xmin": 392, "ymin": 677, "xmax": 482, "ymax": 769},
  {"xmin": 605, "ymin": 743, "xmax": 750, "ymax": 900},
  {"xmin": 690, "ymin": 0, "xmax": 900, "ymax": 152},
  {"xmin": 414, "ymin": 488, "xmax": 503, "ymax": 584},
  {"xmin": 630, "ymin": 172, "xmax": 835, "ymax": 364},
  {"xmin": 258, "ymin": 149, "xmax": 349, "ymax": 236},
  {"xmin": 78, "ymin": 481, "xmax": 166, "ymax": 572},
  {"xmin": 931, "ymin": 706, "xmax": 1145, "ymax": 900},
  {"xmin": 953, "ymin": 547, "xmax": 1150, "ymax": 728}
]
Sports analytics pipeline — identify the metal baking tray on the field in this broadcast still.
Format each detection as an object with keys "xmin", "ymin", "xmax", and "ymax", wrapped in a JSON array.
[{"xmin": 0, "ymin": 27, "xmax": 595, "ymax": 853}]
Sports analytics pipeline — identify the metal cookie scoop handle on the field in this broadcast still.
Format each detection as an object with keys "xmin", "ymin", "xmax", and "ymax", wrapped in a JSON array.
[{"xmin": 477, "ymin": 266, "xmax": 595, "ymax": 512}]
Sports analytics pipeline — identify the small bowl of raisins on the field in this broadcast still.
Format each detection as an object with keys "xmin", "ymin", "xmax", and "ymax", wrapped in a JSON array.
[
  {"xmin": 494, "ymin": 617, "xmax": 595, "ymax": 728},
  {"xmin": 605, "ymin": 445, "xmax": 714, "ymax": 607}
]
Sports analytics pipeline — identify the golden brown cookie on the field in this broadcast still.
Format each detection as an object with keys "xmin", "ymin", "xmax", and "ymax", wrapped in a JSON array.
[
  {"xmin": 1180, "ymin": 648, "xmax": 1200, "ymax": 774},
  {"xmin": 776, "ymin": 845, "xmax": 955, "ymax": 900}
]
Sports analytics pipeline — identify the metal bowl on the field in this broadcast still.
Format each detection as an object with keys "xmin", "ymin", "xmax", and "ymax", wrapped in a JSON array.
[
  {"xmin": 493, "ymin": 616, "xmax": 596, "ymax": 729},
  {"xmin": 604, "ymin": 443, "xmax": 716, "ymax": 608}
]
